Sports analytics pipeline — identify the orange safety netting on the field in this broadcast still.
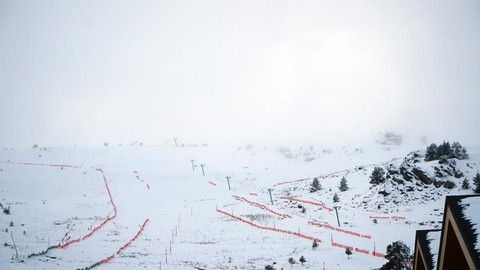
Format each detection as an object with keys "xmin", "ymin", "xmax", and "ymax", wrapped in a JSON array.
[
  {"xmin": 232, "ymin": 195, "xmax": 291, "ymax": 218},
  {"xmin": 58, "ymin": 169, "xmax": 117, "ymax": 249},
  {"xmin": 216, "ymin": 209, "xmax": 321, "ymax": 242},
  {"xmin": 279, "ymin": 196, "xmax": 334, "ymax": 212},
  {"xmin": 308, "ymin": 221, "xmax": 372, "ymax": 239}
]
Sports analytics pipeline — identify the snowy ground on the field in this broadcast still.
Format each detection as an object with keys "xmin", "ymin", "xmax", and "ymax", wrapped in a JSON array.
[{"xmin": 0, "ymin": 142, "xmax": 478, "ymax": 270}]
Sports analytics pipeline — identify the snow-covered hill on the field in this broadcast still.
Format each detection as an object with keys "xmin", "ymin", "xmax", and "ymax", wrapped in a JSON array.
[{"xmin": 0, "ymin": 142, "xmax": 478, "ymax": 270}]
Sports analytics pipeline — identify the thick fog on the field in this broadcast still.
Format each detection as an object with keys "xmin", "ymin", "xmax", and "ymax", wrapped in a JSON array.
[{"xmin": 1, "ymin": 0, "xmax": 479, "ymax": 148}]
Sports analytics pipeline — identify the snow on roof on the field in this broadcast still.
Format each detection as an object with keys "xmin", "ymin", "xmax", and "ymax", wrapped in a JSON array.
[
  {"xmin": 426, "ymin": 230, "xmax": 441, "ymax": 269},
  {"xmin": 459, "ymin": 196, "xmax": 480, "ymax": 259}
]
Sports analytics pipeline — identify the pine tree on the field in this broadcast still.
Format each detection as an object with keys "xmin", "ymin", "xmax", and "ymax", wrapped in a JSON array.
[
  {"xmin": 462, "ymin": 178, "xmax": 470, "ymax": 190},
  {"xmin": 424, "ymin": 143, "xmax": 438, "ymax": 161},
  {"xmin": 339, "ymin": 176, "xmax": 349, "ymax": 192},
  {"xmin": 444, "ymin": 180, "xmax": 456, "ymax": 189},
  {"xmin": 451, "ymin": 142, "xmax": 468, "ymax": 159},
  {"xmin": 370, "ymin": 167, "xmax": 385, "ymax": 185},
  {"xmin": 312, "ymin": 240, "xmax": 319, "ymax": 250},
  {"xmin": 345, "ymin": 247, "xmax": 352, "ymax": 259},
  {"xmin": 310, "ymin": 178, "xmax": 321, "ymax": 192},
  {"xmin": 381, "ymin": 241, "xmax": 412, "ymax": 270},
  {"xmin": 333, "ymin": 193, "xmax": 339, "ymax": 203},
  {"xmin": 425, "ymin": 141, "xmax": 468, "ymax": 161},
  {"xmin": 473, "ymin": 173, "xmax": 480, "ymax": 193},
  {"xmin": 288, "ymin": 257, "xmax": 295, "ymax": 268},
  {"xmin": 437, "ymin": 141, "xmax": 451, "ymax": 158},
  {"xmin": 299, "ymin": 256, "xmax": 306, "ymax": 265}
]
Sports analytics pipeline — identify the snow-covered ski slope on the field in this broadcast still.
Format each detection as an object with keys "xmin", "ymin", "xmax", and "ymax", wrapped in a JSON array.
[{"xmin": 0, "ymin": 143, "xmax": 478, "ymax": 269}]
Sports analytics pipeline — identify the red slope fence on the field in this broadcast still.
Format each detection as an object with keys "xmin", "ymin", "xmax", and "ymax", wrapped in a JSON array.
[
  {"xmin": 101, "ymin": 219, "xmax": 149, "ymax": 263},
  {"xmin": 372, "ymin": 251, "xmax": 386, "ymax": 258},
  {"xmin": 308, "ymin": 221, "xmax": 386, "ymax": 258},
  {"xmin": 133, "ymin": 171, "xmax": 151, "ymax": 190},
  {"xmin": 77, "ymin": 219, "xmax": 150, "ymax": 270},
  {"xmin": 218, "ymin": 208, "xmax": 386, "ymax": 259},
  {"xmin": 2, "ymin": 160, "xmax": 82, "ymax": 168},
  {"xmin": 6, "ymin": 161, "xmax": 117, "ymax": 258},
  {"xmin": 314, "ymin": 169, "xmax": 351, "ymax": 180},
  {"xmin": 314, "ymin": 157, "xmax": 402, "ymax": 180},
  {"xmin": 272, "ymin": 157, "xmax": 402, "ymax": 188},
  {"xmin": 331, "ymin": 242, "xmax": 372, "ymax": 256},
  {"xmin": 325, "ymin": 228, "xmax": 386, "ymax": 258},
  {"xmin": 273, "ymin": 178, "xmax": 310, "ymax": 187},
  {"xmin": 279, "ymin": 196, "xmax": 333, "ymax": 212},
  {"xmin": 216, "ymin": 209, "xmax": 321, "ymax": 242},
  {"xmin": 308, "ymin": 221, "xmax": 372, "ymax": 239},
  {"xmin": 369, "ymin": 215, "xmax": 406, "ymax": 220},
  {"xmin": 272, "ymin": 171, "xmax": 350, "ymax": 188},
  {"xmin": 48, "ymin": 163, "xmax": 82, "ymax": 169},
  {"xmin": 330, "ymin": 241, "xmax": 385, "ymax": 258},
  {"xmin": 58, "ymin": 168, "xmax": 118, "ymax": 249},
  {"xmin": 232, "ymin": 195, "xmax": 292, "ymax": 218}
]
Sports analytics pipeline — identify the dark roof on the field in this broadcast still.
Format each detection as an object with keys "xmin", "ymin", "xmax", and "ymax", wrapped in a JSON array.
[
  {"xmin": 415, "ymin": 229, "xmax": 441, "ymax": 270},
  {"xmin": 443, "ymin": 195, "xmax": 480, "ymax": 267}
]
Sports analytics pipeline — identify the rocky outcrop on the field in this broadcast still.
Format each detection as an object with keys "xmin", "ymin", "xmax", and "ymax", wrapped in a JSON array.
[{"xmin": 412, "ymin": 167, "xmax": 434, "ymax": 185}]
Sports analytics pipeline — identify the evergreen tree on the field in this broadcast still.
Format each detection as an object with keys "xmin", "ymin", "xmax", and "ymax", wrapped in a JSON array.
[
  {"xmin": 424, "ymin": 143, "xmax": 438, "ymax": 161},
  {"xmin": 451, "ymin": 142, "xmax": 468, "ymax": 159},
  {"xmin": 265, "ymin": 265, "xmax": 276, "ymax": 270},
  {"xmin": 299, "ymin": 256, "xmax": 306, "ymax": 265},
  {"xmin": 462, "ymin": 178, "xmax": 470, "ymax": 190},
  {"xmin": 333, "ymin": 193, "xmax": 339, "ymax": 203},
  {"xmin": 345, "ymin": 247, "xmax": 352, "ymax": 259},
  {"xmin": 370, "ymin": 167, "xmax": 386, "ymax": 185},
  {"xmin": 425, "ymin": 141, "xmax": 468, "ymax": 161},
  {"xmin": 473, "ymin": 173, "xmax": 480, "ymax": 193},
  {"xmin": 381, "ymin": 241, "xmax": 412, "ymax": 270},
  {"xmin": 288, "ymin": 257, "xmax": 295, "ymax": 268},
  {"xmin": 443, "ymin": 141, "xmax": 452, "ymax": 158},
  {"xmin": 339, "ymin": 176, "xmax": 349, "ymax": 192},
  {"xmin": 437, "ymin": 141, "xmax": 451, "ymax": 158},
  {"xmin": 444, "ymin": 180, "xmax": 455, "ymax": 189},
  {"xmin": 312, "ymin": 240, "xmax": 319, "ymax": 250},
  {"xmin": 310, "ymin": 178, "xmax": 321, "ymax": 192}
]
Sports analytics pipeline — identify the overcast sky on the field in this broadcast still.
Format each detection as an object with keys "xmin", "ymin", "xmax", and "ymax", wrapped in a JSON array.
[{"xmin": 1, "ymin": 0, "xmax": 479, "ymax": 148}]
